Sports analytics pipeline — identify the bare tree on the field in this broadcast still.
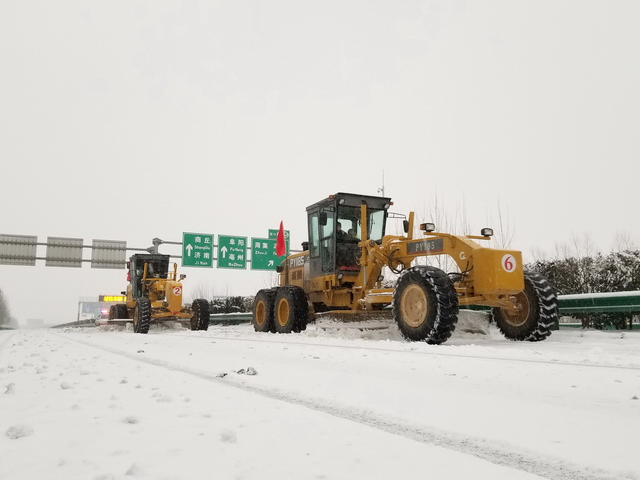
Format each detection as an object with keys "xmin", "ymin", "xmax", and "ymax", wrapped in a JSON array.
[
  {"xmin": 488, "ymin": 199, "xmax": 515, "ymax": 250},
  {"xmin": 415, "ymin": 194, "xmax": 449, "ymax": 270},
  {"xmin": 0, "ymin": 289, "xmax": 11, "ymax": 326},
  {"xmin": 415, "ymin": 192, "xmax": 472, "ymax": 274},
  {"xmin": 613, "ymin": 231, "xmax": 638, "ymax": 252},
  {"xmin": 455, "ymin": 193, "xmax": 472, "ymax": 236},
  {"xmin": 185, "ymin": 283, "xmax": 218, "ymax": 303},
  {"xmin": 260, "ymin": 273, "xmax": 279, "ymax": 289},
  {"xmin": 530, "ymin": 247, "xmax": 548, "ymax": 263},
  {"xmin": 551, "ymin": 233, "xmax": 600, "ymax": 293}
]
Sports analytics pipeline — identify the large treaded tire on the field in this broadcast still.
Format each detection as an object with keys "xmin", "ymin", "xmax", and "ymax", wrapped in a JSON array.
[
  {"xmin": 191, "ymin": 299, "xmax": 210, "ymax": 331},
  {"xmin": 133, "ymin": 298, "xmax": 151, "ymax": 334},
  {"xmin": 491, "ymin": 272, "xmax": 557, "ymax": 342},
  {"xmin": 393, "ymin": 266, "xmax": 459, "ymax": 344},
  {"xmin": 274, "ymin": 286, "xmax": 309, "ymax": 334},
  {"xmin": 253, "ymin": 289, "xmax": 276, "ymax": 333}
]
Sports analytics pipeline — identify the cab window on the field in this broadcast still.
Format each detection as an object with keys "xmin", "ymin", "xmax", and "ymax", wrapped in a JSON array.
[{"xmin": 308, "ymin": 211, "xmax": 320, "ymax": 257}]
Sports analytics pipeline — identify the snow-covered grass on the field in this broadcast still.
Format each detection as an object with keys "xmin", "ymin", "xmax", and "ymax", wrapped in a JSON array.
[{"xmin": 1, "ymin": 313, "xmax": 639, "ymax": 480}]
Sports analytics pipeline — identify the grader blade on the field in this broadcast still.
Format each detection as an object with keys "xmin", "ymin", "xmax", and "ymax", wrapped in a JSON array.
[
  {"xmin": 314, "ymin": 311, "xmax": 394, "ymax": 333},
  {"xmin": 315, "ymin": 310, "xmax": 393, "ymax": 323}
]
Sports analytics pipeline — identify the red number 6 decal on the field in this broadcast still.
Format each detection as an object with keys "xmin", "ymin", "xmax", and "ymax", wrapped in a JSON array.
[{"xmin": 502, "ymin": 254, "xmax": 516, "ymax": 273}]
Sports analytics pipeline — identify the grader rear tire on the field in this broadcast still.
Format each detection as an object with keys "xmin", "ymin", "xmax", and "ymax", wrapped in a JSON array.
[
  {"xmin": 393, "ymin": 266, "xmax": 459, "ymax": 344},
  {"xmin": 133, "ymin": 298, "xmax": 151, "ymax": 334},
  {"xmin": 253, "ymin": 289, "xmax": 276, "ymax": 333},
  {"xmin": 491, "ymin": 272, "xmax": 557, "ymax": 341},
  {"xmin": 191, "ymin": 299, "xmax": 210, "ymax": 331},
  {"xmin": 274, "ymin": 287, "xmax": 308, "ymax": 334}
]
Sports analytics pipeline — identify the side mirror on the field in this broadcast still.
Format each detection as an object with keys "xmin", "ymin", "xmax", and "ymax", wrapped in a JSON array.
[
  {"xmin": 403, "ymin": 220, "xmax": 409, "ymax": 234},
  {"xmin": 301, "ymin": 241, "xmax": 309, "ymax": 251},
  {"xmin": 319, "ymin": 211, "xmax": 327, "ymax": 226}
]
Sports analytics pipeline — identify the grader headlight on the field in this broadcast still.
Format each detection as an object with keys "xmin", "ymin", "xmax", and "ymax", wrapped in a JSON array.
[
  {"xmin": 420, "ymin": 223, "xmax": 436, "ymax": 232},
  {"xmin": 481, "ymin": 228, "xmax": 494, "ymax": 237}
]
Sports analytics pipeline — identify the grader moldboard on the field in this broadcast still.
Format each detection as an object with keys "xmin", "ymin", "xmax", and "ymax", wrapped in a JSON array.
[
  {"xmin": 252, "ymin": 192, "xmax": 558, "ymax": 344},
  {"xmin": 108, "ymin": 253, "xmax": 210, "ymax": 334}
]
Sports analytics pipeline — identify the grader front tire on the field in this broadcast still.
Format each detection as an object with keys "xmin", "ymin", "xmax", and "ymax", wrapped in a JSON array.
[
  {"xmin": 274, "ymin": 287, "xmax": 308, "ymax": 334},
  {"xmin": 393, "ymin": 266, "xmax": 459, "ymax": 344},
  {"xmin": 492, "ymin": 272, "xmax": 557, "ymax": 341},
  {"xmin": 191, "ymin": 299, "xmax": 210, "ymax": 331},
  {"xmin": 133, "ymin": 298, "xmax": 151, "ymax": 334}
]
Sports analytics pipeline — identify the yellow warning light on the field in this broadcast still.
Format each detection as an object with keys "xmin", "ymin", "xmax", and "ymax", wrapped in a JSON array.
[{"xmin": 99, "ymin": 295, "xmax": 126, "ymax": 302}]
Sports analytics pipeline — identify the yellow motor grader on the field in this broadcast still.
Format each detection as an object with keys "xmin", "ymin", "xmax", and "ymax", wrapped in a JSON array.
[
  {"xmin": 252, "ymin": 192, "xmax": 557, "ymax": 344},
  {"xmin": 108, "ymin": 253, "xmax": 209, "ymax": 334}
]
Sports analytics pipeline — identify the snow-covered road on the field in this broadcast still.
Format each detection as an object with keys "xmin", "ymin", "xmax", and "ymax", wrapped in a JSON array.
[{"xmin": 2, "ymin": 314, "xmax": 639, "ymax": 480}]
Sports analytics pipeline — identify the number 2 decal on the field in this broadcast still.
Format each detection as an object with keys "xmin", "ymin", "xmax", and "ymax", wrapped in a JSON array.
[
  {"xmin": 173, "ymin": 286, "xmax": 182, "ymax": 296},
  {"xmin": 502, "ymin": 254, "xmax": 516, "ymax": 273}
]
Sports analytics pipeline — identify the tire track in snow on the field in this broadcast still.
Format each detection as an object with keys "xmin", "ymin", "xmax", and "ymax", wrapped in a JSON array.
[
  {"xmin": 0, "ymin": 329, "xmax": 17, "ymax": 359},
  {"xmin": 55, "ymin": 332, "xmax": 634, "ymax": 480},
  {"xmin": 168, "ymin": 331, "xmax": 640, "ymax": 372}
]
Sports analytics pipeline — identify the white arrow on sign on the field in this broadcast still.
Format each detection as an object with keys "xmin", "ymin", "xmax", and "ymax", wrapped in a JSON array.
[
  {"xmin": 268, "ymin": 260, "xmax": 274, "ymax": 266},
  {"xmin": 221, "ymin": 246, "xmax": 228, "ymax": 258},
  {"xmin": 186, "ymin": 244, "xmax": 193, "ymax": 256}
]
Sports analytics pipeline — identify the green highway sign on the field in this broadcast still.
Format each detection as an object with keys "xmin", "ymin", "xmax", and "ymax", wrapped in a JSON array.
[
  {"xmin": 182, "ymin": 232, "xmax": 214, "ymax": 267},
  {"xmin": 217, "ymin": 235, "xmax": 247, "ymax": 269},
  {"xmin": 251, "ymin": 237, "xmax": 286, "ymax": 270},
  {"xmin": 268, "ymin": 229, "xmax": 290, "ymax": 240},
  {"xmin": 268, "ymin": 229, "xmax": 290, "ymax": 256}
]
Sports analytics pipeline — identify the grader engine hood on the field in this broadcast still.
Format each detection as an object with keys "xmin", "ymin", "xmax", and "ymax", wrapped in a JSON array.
[
  {"xmin": 165, "ymin": 281, "xmax": 184, "ymax": 313},
  {"xmin": 471, "ymin": 248, "xmax": 524, "ymax": 295}
]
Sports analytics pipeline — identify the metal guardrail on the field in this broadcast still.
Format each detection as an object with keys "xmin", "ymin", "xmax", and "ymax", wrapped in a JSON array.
[
  {"xmin": 557, "ymin": 291, "xmax": 640, "ymax": 314},
  {"xmin": 209, "ymin": 313, "xmax": 252, "ymax": 325},
  {"xmin": 463, "ymin": 292, "xmax": 640, "ymax": 316},
  {"xmin": 51, "ymin": 320, "xmax": 96, "ymax": 329}
]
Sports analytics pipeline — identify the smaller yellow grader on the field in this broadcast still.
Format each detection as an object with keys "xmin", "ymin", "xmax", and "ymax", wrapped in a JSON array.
[
  {"xmin": 108, "ymin": 253, "xmax": 209, "ymax": 334},
  {"xmin": 253, "ymin": 192, "xmax": 557, "ymax": 344}
]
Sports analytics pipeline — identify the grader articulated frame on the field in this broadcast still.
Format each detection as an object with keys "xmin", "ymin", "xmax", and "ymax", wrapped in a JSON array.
[{"xmin": 253, "ymin": 192, "xmax": 557, "ymax": 344}]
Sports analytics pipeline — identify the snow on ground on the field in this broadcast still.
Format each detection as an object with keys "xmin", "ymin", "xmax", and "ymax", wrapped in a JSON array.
[{"xmin": 1, "ymin": 312, "xmax": 639, "ymax": 480}]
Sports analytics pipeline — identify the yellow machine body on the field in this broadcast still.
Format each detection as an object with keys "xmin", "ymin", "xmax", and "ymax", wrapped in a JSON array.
[
  {"xmin": 109, "ymin": 253, "xmax": 209, "ymax": 334},
  {"xmin": 278, "ymin": 192, "xmax": 528, "ymax": 315},
  {"xmin": 124, "ymin": 254, "xmax": 193, "ymax": 321}
]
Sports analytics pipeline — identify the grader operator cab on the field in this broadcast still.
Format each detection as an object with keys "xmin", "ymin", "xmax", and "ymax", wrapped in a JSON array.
[
  {"xmin": 108, "ymin": 253, "xmax": 210, "ymax": 334},
  {"xmin": 253, "ymin": 192, "xmax": 558, "ymax": 344}
]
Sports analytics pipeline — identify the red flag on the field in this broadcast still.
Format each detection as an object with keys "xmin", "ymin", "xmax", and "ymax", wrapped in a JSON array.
[{"xmin": 276, "ymin": 221, "xmax": 286, "ymax": 257}]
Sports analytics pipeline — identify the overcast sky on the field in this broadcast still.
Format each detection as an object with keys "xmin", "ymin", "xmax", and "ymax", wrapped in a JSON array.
[{"xmin": 1, "ymin": 1, "xmax": 639, "ymax": 325}]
